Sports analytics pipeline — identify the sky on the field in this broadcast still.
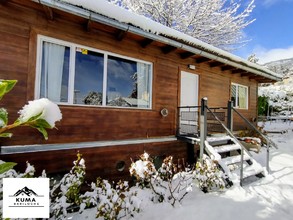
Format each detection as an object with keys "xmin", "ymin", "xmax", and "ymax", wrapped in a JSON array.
[{"xmin": 235, "ymin": 0, "xmax": 293, "ymax": 64}]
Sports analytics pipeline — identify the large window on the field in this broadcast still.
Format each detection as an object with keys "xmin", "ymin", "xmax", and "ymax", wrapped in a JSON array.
[
  {"xmin": 231, "ymin": 83, "xmax": 248, "ymax": 109},
  {"xmin": 36, "ymin": 36, "xmax": 152, "ymax": 109}
]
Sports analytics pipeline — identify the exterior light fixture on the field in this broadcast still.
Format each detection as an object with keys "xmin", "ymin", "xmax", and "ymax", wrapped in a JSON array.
[
  {"xmin": 188, "ymin": 64, "xmax": 196, "ymax": 70},
  {"xmin": 160, "ymin": 108, "xmax": 169, "ymax": 117}
]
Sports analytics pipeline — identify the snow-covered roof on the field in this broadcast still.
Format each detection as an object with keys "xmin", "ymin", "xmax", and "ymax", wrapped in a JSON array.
[{"xmin": 36, "ymin": 0, "xmax": 282, "ymax": 81}]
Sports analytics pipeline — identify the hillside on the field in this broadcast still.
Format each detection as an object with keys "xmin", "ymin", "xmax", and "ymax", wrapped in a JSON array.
[
  {"xmin": 259, "ymin": 58, "xmax": 293, "ymax": 115},
  {"xmin": 264, "ymin": 57, "xmax": 293, "ymax": 77}
]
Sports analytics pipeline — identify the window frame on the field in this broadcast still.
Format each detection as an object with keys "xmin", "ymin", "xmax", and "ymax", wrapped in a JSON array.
[
  {"xmin": 231, "ymin": 83, "xmax": 249, "ymax": 110},
  {"xmin": 35, "ymin": 35, "xmax": 153, "ymax": 110}
]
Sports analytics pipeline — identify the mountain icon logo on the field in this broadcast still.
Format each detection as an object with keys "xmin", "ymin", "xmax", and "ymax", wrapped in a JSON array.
[{"xmin": 13, "ymin": 186, "xmax": 38, "ymax": 197}]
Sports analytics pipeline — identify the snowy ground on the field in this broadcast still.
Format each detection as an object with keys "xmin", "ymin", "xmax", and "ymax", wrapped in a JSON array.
[{"xmin": 70, "ymin": 120, "xmax": 293, "ymax": 220}]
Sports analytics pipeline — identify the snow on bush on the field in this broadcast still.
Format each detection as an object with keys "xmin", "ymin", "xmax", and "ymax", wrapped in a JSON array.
[
  {"xmin": 50, "ymin": 152, "xmax": 86, "ymax": 219},
  {"xmin": 1, "ymin": 152, "xmax": 227, "ymax": 219},
  {"xmin": 129, "ymin": 152, "xmax": 156, "ymax": 187},
  {"xmin": 0, "ymin": 161, "xmax": 45, "ymax": 219},
  {"xmin": 130, "ymin": 152, "xmax": 195, "ymax": 206},
  {"xmin": 95, "ymin": 178, "xmax": 140, "ymax": 220},
  {"xmin": 49, "ymin": 153, "xmax": 140, "ymax": 220},
  {"xmin": 194, "ymin": 154, "xmax": 225, "ymax": 193},
  {"xmin": 0, "ymin": 79, "xmax": 62, "ymax": 139},
  {"xmin": 18, "ymin": 98, "xmax": 62, "ymax": 128}
]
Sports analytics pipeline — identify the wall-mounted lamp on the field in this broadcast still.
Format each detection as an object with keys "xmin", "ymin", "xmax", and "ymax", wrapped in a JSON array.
[{"xmin": 188, "ymin": 64, "xmax": 196, "ymax": 70}]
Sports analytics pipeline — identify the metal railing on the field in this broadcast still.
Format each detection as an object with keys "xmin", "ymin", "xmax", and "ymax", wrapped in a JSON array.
[
  {"xmin": 199, "ymin": 98, "xmax": 251, "ymax": 186},
  {"xmin": 231, "ymin": 103, "xmax": 278, "ymax": 174},
  {"xmin": 178, "ymin": 98, "xmax": 277, "ymax": 185},
  {"xmin": 177, "ymin": 106, "xmax": 200, "ymax": 137},
  {"xmin": 177, "ymin": 105, "xmax": 229, "ymax": 137}
]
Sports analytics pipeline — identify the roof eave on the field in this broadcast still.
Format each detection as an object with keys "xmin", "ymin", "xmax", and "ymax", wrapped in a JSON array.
[{"xmin": 34, "ymin": 0, "xmax": 282, "ymax": 82}]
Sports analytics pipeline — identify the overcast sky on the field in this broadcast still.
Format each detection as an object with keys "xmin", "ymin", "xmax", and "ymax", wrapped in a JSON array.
[{"xmin": 235, "ymin": 0, "xmax": 293, "ymax": 64}]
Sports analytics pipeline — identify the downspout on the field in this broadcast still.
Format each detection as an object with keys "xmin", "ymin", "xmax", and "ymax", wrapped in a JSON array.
[{"xmin": 35, "ymin": 0, "xmax": 281, "ymax": 82}]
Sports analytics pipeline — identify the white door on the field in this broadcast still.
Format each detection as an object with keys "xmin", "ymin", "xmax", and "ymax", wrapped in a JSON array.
[
  {"xmin": 180, "ymin": 71, "xmax": 198, "ymax": 107},
  {"xmin": 179, "ymin": 71, "xmax": 199, "ymax": 135}
]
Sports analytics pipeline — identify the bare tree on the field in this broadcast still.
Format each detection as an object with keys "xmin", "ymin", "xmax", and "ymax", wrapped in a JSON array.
[{"xmin": 108, "ymin": 0, "xmax": 255, "ymax": 51}]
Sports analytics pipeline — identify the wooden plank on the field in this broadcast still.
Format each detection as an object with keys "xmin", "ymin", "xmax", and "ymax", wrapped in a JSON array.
[
  {"xmin": 221, "ymin": 65, "xmax": 236, "ymax": 71},
  {"xmin": 195, "ymin": 57, "xmax": 211, "ymax": 63},
  {"xmin": 115, "ymin": 29, "xmax": 128, "ymax": 41},
  {"xmin": 0, "ymin": 0, "xmax": 8, "ymax": 5},
  {"xmin": 180, "ymin": 52, "xmax": 194, "ymax": 59},
  {"xmin": 0, "ymin": 18, "xmax": 30, "ymax": 37},
  {"xmin": 0, "ymin": 53, "xmax": 28, "ymax": 73},
  {"xmin": 0, "ymin": 140, "xmax": 187, "ymax": 181},
  {"xmin": 42, "ymin": 5, "xmax": 54, "ymax": 20},
  {"xmin": 161, "ymin": 45, "xmax": 177, "ymax": 54},
  {"xmin": 209, "ymin": 61, "xmax": 223, "ymax": 68},
  {"xmin": 140, "ymin": 38, "xmax": 153, "ymax": 48}
]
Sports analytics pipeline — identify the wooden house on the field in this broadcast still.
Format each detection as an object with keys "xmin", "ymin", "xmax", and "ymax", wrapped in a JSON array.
[{"xmin": 0, "ymin": 0, "xmax": 281, "ymax": 181}]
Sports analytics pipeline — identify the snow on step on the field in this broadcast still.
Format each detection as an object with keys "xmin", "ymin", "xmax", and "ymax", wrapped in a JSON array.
[
  {"xmin": 214, "ymin": 143, "xmax": 241, "ymax": 153},
  {"xmin": 234, "ymin": 160, "xmax": 264, "ymax": 179},
  {"xmin": 221, "ymin": 154, "xmax": 250, "ymax": 166},
  {"xmin": 207, "ymin": 135, "xmax": 231, "ymax": 143}
]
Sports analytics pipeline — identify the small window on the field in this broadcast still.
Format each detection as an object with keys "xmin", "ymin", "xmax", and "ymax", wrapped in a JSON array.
[
  {"xmin": 36, "ymin": 36, "xmax": 152, "ymax": 109},
  {"xmin": 231, "ymin": 83, "xmax": 248, "ymax": 109}
]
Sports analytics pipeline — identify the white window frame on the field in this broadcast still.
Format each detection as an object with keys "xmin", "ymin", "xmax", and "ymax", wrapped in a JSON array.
[
  {"xmin": 231, "ymin": 83, "xmax": 248, "ymax": 110},
  {"xmin": 35, "ymin": 35, "xmax": 153, "ymax": 109}
]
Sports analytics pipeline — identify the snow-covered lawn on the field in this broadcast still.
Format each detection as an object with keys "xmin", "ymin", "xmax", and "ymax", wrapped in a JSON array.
[{"xmin": 69, "ymin": 121, "xmax": 293, "ymax": 220}]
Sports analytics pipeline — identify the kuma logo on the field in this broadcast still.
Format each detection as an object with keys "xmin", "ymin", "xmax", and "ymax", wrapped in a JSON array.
[
  {"xmin": 3, "ymin": 178, "xmax": 49, "ymax": 218},
  {"xmin": 9, "ymin": 186, "xmax": 44, "ymax": 207}
]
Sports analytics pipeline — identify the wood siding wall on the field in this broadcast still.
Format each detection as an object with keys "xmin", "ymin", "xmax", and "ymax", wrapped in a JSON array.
[
  {"xmin": 1, "ymin": 140, "xmax": 188, "ymax": 182},
  {"xmin": 0, "ymin": 1, "xmax": 258, "ymax": 145},
  {"xmin": 0, "ymin": 1, "xmax": 258, "ymax": 177}
]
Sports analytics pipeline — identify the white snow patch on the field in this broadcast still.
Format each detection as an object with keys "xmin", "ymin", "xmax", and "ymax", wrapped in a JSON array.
[
  {"xmin": 65, "ymin": 121, "xmax": 293, "ymax": 219},
  {"xmin": 57, "ymin": 0, "xmax": 281, "ymax": 79},
  {"xmin": 18, "ymin": 98, "xmax": 62, "ymax": 128}
]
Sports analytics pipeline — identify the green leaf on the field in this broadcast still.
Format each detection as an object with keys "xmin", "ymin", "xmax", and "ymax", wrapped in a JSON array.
[
  {"xmin": 32, "ymin": 125, "xmax": 48, "ymax": 140},
  {"xmin": 15, "ymin": 112, "xmax": 43, "ymax": 125},
  {"xmin": 26, "ymin": 112, "xmax": 43, "ymax": 123},
  {"xmin": 0, "ymin": 80, "xmax": 17, "ymax": 100},
  {"xmin": 0, "ymin": 108, "xmax": 8, "ymax": 127},
  {"xmin": 0, "ymin": 162, "xmax": 17, "ymax": 174},
  {"xmin": 34, "ymin": 118, "xmax": 52, "ymax": 129},
  {"xmin": 0, "ymin": 132, "xmax": 13, "ymax": 138},
  {"xmin": 0, "ymin": 82, "xmax": 7, "ymax": 99},
  {"xmin": 2, "ymin": 80, "xmax": 17, "ymax": 93}
]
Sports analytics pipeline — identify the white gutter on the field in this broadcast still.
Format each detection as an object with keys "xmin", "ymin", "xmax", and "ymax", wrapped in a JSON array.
[{"xmin": 34, "ymin": 0, "xmax": 282, "ymax": 81}]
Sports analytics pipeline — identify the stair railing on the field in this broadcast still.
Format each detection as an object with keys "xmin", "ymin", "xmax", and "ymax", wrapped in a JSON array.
[
  {"xmin": 200, "ymin": 98, "xmax": 250, "ymax": 186},
  {"xmin": 228, "ymin": 100, "xmax": 278, "ymax": 174}
]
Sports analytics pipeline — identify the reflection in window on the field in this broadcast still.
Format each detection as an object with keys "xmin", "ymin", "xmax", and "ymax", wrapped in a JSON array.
[
  {"xmin": 74, "ymin": 48, "xmax": 104, "ymax": 105},
  {"xmin": 38, "ymin": 36, "xmax": 152, "ymax": 109},
  {"xmin": 40, "ymin": 41, "xmax": 70, "ymax": 102},
  {"xmin": 107, "ymin": 56, "xmax": 151, "ymax": 108},
  {"xmin": 231, "ymin": 83, "xmax": 248, "ymax": 109}
]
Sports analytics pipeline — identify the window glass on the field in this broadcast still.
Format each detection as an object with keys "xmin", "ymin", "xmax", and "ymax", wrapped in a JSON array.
[
  {"xmin": 74, "ymin": 48, "xmax": 104, "ymax": 105},
  {"xmin": 231, "ymin": 83, "xmax": 248, "ymax": 109},
  {"xmin": 38, "ymin": 36, "xmax": 152, "ymax": 109},
  {"xmin": 238, "ymin": 86, "xmax": 247, "ymax": 108},
  {"xmin": 107, "ymin": 56, "xmax": 151, "ymax": 108},
  {"xmin": 40, "ymin": 41, "xmax": 70, "ymax": 102},
  {"xmin": 231, "ymin": 84, "xmax": 237, "ymax": 107}
]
